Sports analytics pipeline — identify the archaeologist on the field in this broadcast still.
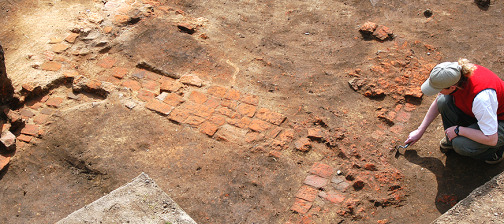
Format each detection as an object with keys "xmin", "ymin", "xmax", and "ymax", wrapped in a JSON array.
[{"xmin": 405, "ymin": 59, "xmax": 504, "ymax": 164}]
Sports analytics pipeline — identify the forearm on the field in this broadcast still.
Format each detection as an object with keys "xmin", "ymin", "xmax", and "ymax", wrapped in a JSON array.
[
  {"xmin": 456, "ymin": 126, "xmax": 498, "ymax": 146},
  {"xmin": 417, "ymin": 98, "xmax": 440, "ymax": 132}
]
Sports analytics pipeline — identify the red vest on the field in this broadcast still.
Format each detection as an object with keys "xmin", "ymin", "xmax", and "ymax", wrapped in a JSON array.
[{"xmin": 451, "ymin": 65, "xmax": 504, "ymax": 120}]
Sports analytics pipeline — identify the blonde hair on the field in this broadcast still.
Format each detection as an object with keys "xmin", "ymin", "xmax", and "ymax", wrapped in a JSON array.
[{"xmin": 458, "ymin": 58, "xmax": 477, "ymax": 77}]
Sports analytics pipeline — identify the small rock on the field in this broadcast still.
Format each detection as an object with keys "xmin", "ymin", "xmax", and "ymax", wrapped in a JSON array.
[
  {"xmin": 179, "ymin": 74, "xmax": 203, "ymax": 87},
  {"xmin": 295, "ymin": 137, "xmax": 311, "ymax": 152},
  {"xmin": 1, "ymin": 131, "xmax": 16, "ymax": 148},
  {"xmin": 124, "ymin": 101, "xmax": 137, "ymax": 109}
]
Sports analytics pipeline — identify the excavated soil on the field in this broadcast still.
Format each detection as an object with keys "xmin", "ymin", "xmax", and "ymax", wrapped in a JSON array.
[{"xmin": 1, "ymin": 0, "xmax": 504, "ymax": 223}]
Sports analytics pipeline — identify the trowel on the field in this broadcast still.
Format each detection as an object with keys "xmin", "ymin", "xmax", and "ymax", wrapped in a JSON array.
[{"xmin": 391, "ymin": 143, "xmax": 409, "ymax": 158}]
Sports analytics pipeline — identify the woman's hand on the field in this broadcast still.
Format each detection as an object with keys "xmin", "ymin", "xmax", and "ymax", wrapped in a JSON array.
[{"xmin": 445, "ymin": 126, "xmax": 458, "ymax": 141}]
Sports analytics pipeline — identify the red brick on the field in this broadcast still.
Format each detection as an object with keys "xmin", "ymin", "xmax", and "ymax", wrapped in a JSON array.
[
  {"xmin": 240, "ymin": 94, "xmax": 259, "ymax": 105},
  {"xmin": 360, "ymin": 21, "xmax": 377, "ymax": 33},
  {"xmin": 249, "ymin": 119, "xmax": 272, "ymax": 132},
  {"xmin": 46, "ymin": 97, "xmax": 64, "ymax": 108},
  {"xmin": 163, "ymin": 93, "xmax": 185, "ymax": 107},
  {"xmin": 245, "ymin": 131, "xmax": 264, "ymax": 143},
  {"xmin": 200, "ymin": 121, "xmax": 219, "ymax": 136},
  {"xmin": 180, "ymin": 74, "xmax": 203, "ymax": 87},
  {"xmin": 268, "ymin": 150, "xmax": 281, "ymax": 158},
  {"xmin": 255, "ymin": 108, "xmax": 286, "ymax": 125},
  {"xmin": 373, "ymin": 25, "xmax": 393, "ymax": 40},
  {"xmin": 137, "ymin": 89, "xmax": 156, "ymax": 102},
  {"xmin": 112, "ymin": 67, "xmax": 128, "ymax": 79},
  {"xmin": 295, "ymin": 185, "xmax": 318, "ymax": 202},
  {"xmin": 207, "ymin": 86, "xmax": 227, "ymax": 98},
  {"xmin": 224, "ymin": 88, "xmax": 240, "ymax": 100},
  {"xmin": 33, "ymin": 114, "xmax": 50, "ymax": 125},
  {"xmin": 214, "ymin": 124, "xmax": 248, "ymax": 142},
  {"xmin": 304, "ymin": 175, "xmax": 328, "ymax": 188},
  {"xmin": 87, "ymin": 79, "xmax": 102, "ymax": 90},
  {"xmin": 189, "ymin": 91, "xmax": 208, "ymax": 104},
  {"xmin": 265, "ymin": 127, "xmax": 283, "ymax": 139},
  {"xmin": 21, "ymin": 124, "xmax": 39, "ymax": 136},
  {"xmin": 22, "ymin": 83, "xmax": 37, "ymax": 92},
  {"xmin": 27, "ymin": 101, "xmax": 43, "ymax": 110},
  {"xmin": 64, "ymin": 70, "xmax": 79, "ymax": 78},
  {"xmin": 277, "ymin": 129, "xmax": 295, "ymax": 142},
  {"xmin": 209, "ymin": 115, "xmax": 227, "ymax": 126},
  {"xmin": 168, "ymin": 108, "xmax": 190, "ymax": 123},
  {"xmin": 290, "ymin": 198, "xmax": 312, "ymax": 214},
  {"xmin": 236, "ymin": 103, "xmax": 256, "ymax": 117},
  {"xmin": 17, "ymin": 134, "xmax": 33, "ymax": 143},
  {"xmin": 227, "ymin": 116, "xmax": 251, "ymax": 129},
  {"xmin": 0, "ymin": 154, "xmax": 11, "ymax": 171},
  {"xmin": 217, "ymin": 107, "xmax": 239, "ymax": 119},
  {"xmin": 160, "ymin": 79, "xmax": 183, "ymax": 93},
  {"xmin": 97, "ymin": 56, "xmax": 117, "ymax": 68},
  {"xmin": 19, "ymin": 108, "xmax": 35, "ymax": 119},
  {"xmin": 364, "ymin": 163, "xmax": 377, "ymax": 171},
  {"xmin": 204, "ymin": 96, "xmax": 221, "ymax": 109},
  {"xmin": 122, "ymin": 79, "xmax": 142, "ymax": 91},
  {"xmin": 144, "ymin": 71, "xmax": 163, "ymax": 81},
  {"xmin": 294, "ymin": 137, "xmax": 311, "ymax": 152},
  {"xmin": 185, "ymin": 115, "xmax": 206, "ymax": 126},
  {"xmin": 142, "ymin": 80, "xmax": 159, "ymax": 92},
  {"xmin": 221, "ymin": 99, "xmax": 238, "ymax": 109},
  {"xmin": 145, "ymin": 100, "xmax": 172, "ymax": 115},
  {"xmin": 41, "ymin": 61, "xmax": 62, "ymax": 71},
  {"xmin": 319, "ymin": 191, "xmax": 345, "ymax": 204},
  {"xmin": 191, "ymin": 104, "xmax": 215, "ymax": 119},
  {"xmin": 309, "ymin": 163, "xmax": 333, "ymax": 178}
]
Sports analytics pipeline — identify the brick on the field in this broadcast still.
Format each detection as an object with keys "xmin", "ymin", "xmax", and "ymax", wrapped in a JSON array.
[
  {"xmin": 168, "ymin": 108, "xmax": 190, "ymax": 123},
  {"xmin": 359, "ymin": 21, "xmax": 377, "ymax": 33},
  {"xmin": 217, "ymin": 107, "xmax": 239, "ymax": 119},
  {"xmin": 0, "ymin": 154, "xmax": 11, "ymax": 171},
  {"xmin": 240, "ymin": 94, "xmax": 259, "ymax": 105},
  {"xmin": 249, "ymin": 119, "xmax": 272, "ymax": 132},
  {"xmin": 97, "ymin": 56, "xmax": 117, "ymax": 68},
  {"xmin": 221, "ymin": 99, "xmax": 238, "ymax": 109},
  {"xmin": 185, "ymin": 115, "xmax": 206, "ymax": 126},
  {"xmin": 209, "ymin": 115, "xmax": 227, "ymax": 126},
  {"xmin": 112, "ymin": 67, "xmax": 128, "ymax": 79},
  {"xmin": 21, "ymin": 124, "xmax": 39, "ymax": 136},
  {"xmin": 1, "ymin": 131, "xmax": 16, "ymax": 147},
  {"xmin": 6, "ymin": 110, "xmax": 21, "ymax": 123},
  {"xmin": 137, "ymin": 89, "xmax": 156, "ymax": 102},
  {"xmin": 255, "ymin": 108, "xmax": 286, "ymax": 125},
  {"xmin": 245, "ymin": 131, "xmax": 264, "ymax": 143},
  {"xmin": 86, "ymin": 79, "xmax": 102, "ymax": 90},
  {"xmin": 40, "ymin": 108, "xmax": 53, "ymax": 115},
  {"xmin": 180, "ymin": 74, "xmax": 203, "ymax": 87},
  {"xmin": 304, "ymin": 175, "xmax": 328, "ymax": 189},
  {"xmin": 122, "ymin": 79, "xmax": 142, "ymax": 91},
  {"xmin": 22, "ymin": 83, "xmax": 37, "ymax": 92},
  {"xmin": 19, "ymin": 108, "xmax": 35, "ymax": 119},
  {"xmin": 319, "ymin": 191, "xmax": 345, "ymax": 204},
  {"xmin": 163, "ymin": 93, "xmax": 185, "ymax": 107},
  {"xmin": 277, "ymin": 129, "xmax": 295, "ymax": 142},
  {"xmin": 17, "ymin": 134, "xmax": 33, "ymax": 143},
  {"xmin": 145, "ymin": 100, "xmax": 173, "ymax": 115},
  {"xmin": 236, "ymin": 103, "xmax": 256, "ymax": 117},
  {"xmin": 144, "ymin": 71, "xmax": 163, "ymax": 81},
  {"xmin": 189, "ymin": 91, "xmax": 208, "ymax": 104},
  {"xmin": 41, "ymin": 61, "xmax": 62, "ymax": 71},
  {"xmin": 160, "ymin": 79, "xmax": 183, "ymax": 92},
  {"xmin": 307, "ymin": 128, "xmax": 324, "ymax": 139},
  {"xmin": 65, "ymin": 33, "xmax": 79, "ymax": 43},
  {"xmin": 64, "ymin": 70, "xmax": 79, "ymax": 78},
  {"xmin": 224, "ymin": 88, "xmax": 240, "ymax": 100},
  {"xmin": 33, "ymin": 114, "xmax": 50, "ymax": 125},
  {"xmin": 214, "ymin": 124, "xmax": 247, "ymax": 142},
  {"xmin": 373, "ymin": 25, "xmax": 393, "ymax": 40},
  {"xmin": 200, "ymin": 121, "xmax": 219, "ymax": 136},
  {"xmin": 191, "ymin": 104, "xmax": 215, "ymax": 119},
  {"xmin": 132, "ymin": 69, "xmax": 146, "ymax": 79},
  {"xmin": 268, "ymin": 150, "xmax": 281, "ymax": 158},
  {"xmin": 142, "ymin": 80, "xmax": 159, "ymax": 92},
  {"xmin": 46, "ymin": 97, "xmax": 64, "ymax": 108},
  {"xmin": 227, "ymin": 116, "xmax": 251, "ymax": 129},
  {"xmin": 204, "ymin": 97, "xmax": 221, "ymax": 109},
  {"xmin": 294, "ymin": 137, "xmax": 311, "ymax": 152},
  {"xmin": 265, "ymin": 127, "xmax": 282, "ymax": 139},
  {"xmin": 295, "ymin": 185, "xmax": 318, "ymax": 202},
  {"xmin": 207, "ymin": 86, "xmax": 227, "ymax": 98},
  {"xmin": 310, "ymin": 163, "xmax": 334, "ymax": 178},
  {"xmin": 290, "ymin": 198, "xmax": 312, "ymax": 214},
  {"xmin": 51, "ymin": 43, "xmax": 70, "ymax": 53}
]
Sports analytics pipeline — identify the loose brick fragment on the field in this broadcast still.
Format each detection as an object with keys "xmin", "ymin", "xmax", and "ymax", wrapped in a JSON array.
[
  {"xmin": 51, "ymin": 43, "xmax": 70, "ymax": 53},
  {"xmin": 1, "ymin": 131, "xmax": 16, "ymax": 147},
  {"xmin": 112, "ymin": 67, "xmax": 128, "ymax": 79},
  {"xmin": 268, "ymin": 150, "xmax": 281, "ymax": 158},
  {"xmin": 304, "ymin": 175, "xmax": 329, "ymax": 189},
  {"xmin": 200, "ymin": 121, "xmax": 219, "ymax": 136},
  {"xmin": 163, "ymin": 93, "xmax": 185, "ymax": 107},
  {"xmin": 160, "ymin": 79, "xmax": 183, "ymax": 93},
  {"xmin": 21, "ymin": 124, "xmax": 39, "ymax": 136},
  {"xmin": 41, "ymin": 61, "xmax": 62, "ymax": 71},
  {"xmin": 307, "ymin": 128, "xmax": 324, "ymax": 139},
  {"xmin": 17, "ymin": 134, "xmax": 33, "ymax": 143},
  {"xmin": 97, "ymin": 56, "xmax": 116, "ymax": 68},
  {"xmin": 290, "ymin": 198, "xmax": 312, "ymax": 214},
  {"xmin": 46, "ymin": 97, "xmax": 64, "ymax": 108},
  {"xmin": 294, "ymin": 137, "xmax": 311, "ymax": 152},
  {"xmin": 319, "ymin": 191, "xmax": 345, "ymax": 204},
  {"xmin": 145, "ymin": 100, "xmax": 173, "ymax": 115},
  {"xmin": 224, "ymin": 88, "xmax": 240, "ymax": 100},
  {"xmin": 180, "ymin": 74, "xmax": 203, "ymax": 87},
  {"xmin": 0, "ymin": 154, "xmax": 11, "ymax": 171},
  {"xmin": 19, "ymin": 108, "xmax": 35, "ymax": 119},
  {"xmin": 214, "ymin": 124, "xmax": 247, "ymax": 142},
  {"xmin": 65, "ymin": 33, "xmax": 79, "ymax": 43},
  {"xmin": 295, "ymin": 185, "xmax": 318, "ymax": 202},
  {"xmin": 137, "ymin": 89, "xmax": 156, "ymax": 102},
  {"xmin": 122, "ymin": 79, "xmax": 142, "ymax": 91},
  {"xmin": 310, "ymin": 162, "xmax": 334, "ymax": 178},
  {"xmin": 33, "ymin": 114, "xmax": 50, "ymax": 125}
]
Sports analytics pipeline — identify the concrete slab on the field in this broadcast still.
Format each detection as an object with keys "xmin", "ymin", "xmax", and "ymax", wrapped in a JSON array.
[
  {"xmin": 432, "ymin": 171, "xmax": 504, "ymax": 223},
  {"xmin": 57, "ymin": 173, "xmax": 197, "ymax": 224}
]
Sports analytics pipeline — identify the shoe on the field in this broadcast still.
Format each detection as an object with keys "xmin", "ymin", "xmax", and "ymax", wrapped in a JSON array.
[
  {"xmin": 485, "ymin": 150, "xmax": 504, "ymax": 164},
  {"xmin": 440, "ymin": 137, "xmax": 453, "ymax": 154}
]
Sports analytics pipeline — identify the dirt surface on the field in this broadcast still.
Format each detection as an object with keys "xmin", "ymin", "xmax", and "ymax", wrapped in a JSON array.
[{"xmin": 1, "ymin": 0, "xmax": 504, "ymax": 223}]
